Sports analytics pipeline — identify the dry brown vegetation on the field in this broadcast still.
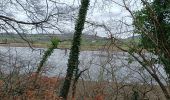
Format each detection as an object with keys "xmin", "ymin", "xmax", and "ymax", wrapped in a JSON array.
[
  {"xmin": 0, "ymin": 73, "xmax": 166, "ymax": 100},
  {"xmin": 0, "ymin": 73, "xmax": 61, "ymax": 100}
]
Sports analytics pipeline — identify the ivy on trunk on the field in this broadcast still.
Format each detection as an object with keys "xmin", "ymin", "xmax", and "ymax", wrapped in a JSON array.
[{"xmin": 59, "ymin": 0, "xmax": 90, "ymax": 99}]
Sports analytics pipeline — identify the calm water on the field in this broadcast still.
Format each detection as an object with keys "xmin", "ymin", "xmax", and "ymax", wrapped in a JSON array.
[{"xmin": 0, "ymin": 46, "xmax": 166, "ymax": 83}]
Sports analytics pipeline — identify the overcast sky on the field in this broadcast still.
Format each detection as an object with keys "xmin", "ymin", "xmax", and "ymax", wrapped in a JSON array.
[
  {"xmin": 1, "ymin": 0, "xmax": 142, "ymax": 38},
  {"xmin": 54, "ymin": 0, "xmax": 142, "ymax": 38}
]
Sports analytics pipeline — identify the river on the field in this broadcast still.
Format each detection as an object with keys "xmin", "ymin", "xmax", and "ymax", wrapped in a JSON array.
[{"xmin": 0, "ymin": 46, "xmax": 166, "ymax": 84}]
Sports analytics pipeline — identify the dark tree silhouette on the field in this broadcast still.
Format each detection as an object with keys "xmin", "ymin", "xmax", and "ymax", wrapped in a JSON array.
[{"xmin": 59, "ymin": 0, "xmax": 90, "ymax": 99}]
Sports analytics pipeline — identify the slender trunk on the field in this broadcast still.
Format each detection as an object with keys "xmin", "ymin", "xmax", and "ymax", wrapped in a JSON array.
[
  {"xmin": 151, "ymin": 73, "xmax": 170, "ymax": 100},
  {"xmin": 59, "ymin": 0, "xmax": 90, "ymax": 99},
  {"xmin": 131, "ymin": 54, "xmax": 170, "ymax": 100}
]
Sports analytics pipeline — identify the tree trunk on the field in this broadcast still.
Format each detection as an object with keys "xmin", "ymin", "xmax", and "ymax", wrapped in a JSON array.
[{"xmin": 59, "ymin": 0, "xmax": 90, "ymax": 99}]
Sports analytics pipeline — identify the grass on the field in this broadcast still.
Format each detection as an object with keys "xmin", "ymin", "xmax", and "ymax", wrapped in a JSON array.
[
  {"xmin": 0, "ymin": 35, "xmax": 109, "ymax": 51},
  {"xmin": 0, "ymin": 34, "xmax": 137, "ymax": 51}
]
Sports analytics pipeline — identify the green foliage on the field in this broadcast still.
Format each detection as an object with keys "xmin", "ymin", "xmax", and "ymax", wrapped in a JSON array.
[
  {"xmin": 36, "ymin": 37, "xmax": 60, "ymax": 74},
  {"xmin": 50, "ymin": 37, "xmax": 60, "ymax": 48},
  {"xmin": 134, "ymin": 0, "xmax": 170, "ymax": 76},
  {"xmin": 127, "ymin": 57, "xmax": 133, "ymax": 64}
]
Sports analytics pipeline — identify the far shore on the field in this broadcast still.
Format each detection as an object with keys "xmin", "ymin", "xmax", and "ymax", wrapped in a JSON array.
[{"xmin": 0, "ymin": 42, "xmax": 123, "ymax": 51}]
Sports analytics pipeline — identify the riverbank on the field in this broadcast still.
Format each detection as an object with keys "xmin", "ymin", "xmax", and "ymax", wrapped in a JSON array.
[{"xmin": 0, "ymin": 42, "xmax": 124, "ymax": 51}]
